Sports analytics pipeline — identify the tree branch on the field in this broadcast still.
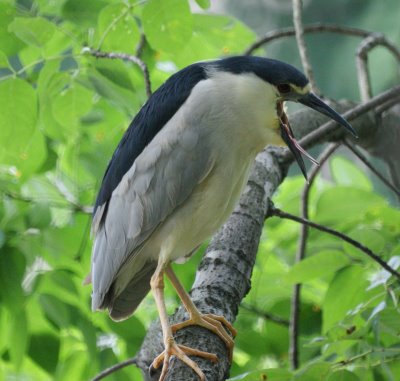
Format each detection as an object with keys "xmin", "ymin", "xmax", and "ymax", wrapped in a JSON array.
[
  {"xmin": 88, "ymin": 48, "xmax": 152, "ymax": 98},
  {"xmin": 269, "ymin": 206, "xmax": 400, "ymax": 280},
  {"xmin": 292, "ymin": 0, "xmax": 318, "ymax": 93},
  {"xmin": 343, "ymin": 140, "xmax": 400, "ymax": 198},
  {"xmin": 91, "ymin": 358, "xmax": 137, "ymax": 381},
  {"xmin": 356, "ymin": 33, "xmax": 400, "ymax": 102},
  {"xmin": 241, "ymin": 303, "xmax": 289, "ymax": 327},
  {"xmin": 244, "ymin": 23, "xmax": 372, "ymax": 55}
]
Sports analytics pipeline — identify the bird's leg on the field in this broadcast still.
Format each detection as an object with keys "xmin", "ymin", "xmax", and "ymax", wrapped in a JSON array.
[
  {"xmin": 149, "ymin": 262, "xmax": 217, "ymax": 381},
  {"xmin": 165, "ymin": 265, "xmax": 237, "ymax": 362}
]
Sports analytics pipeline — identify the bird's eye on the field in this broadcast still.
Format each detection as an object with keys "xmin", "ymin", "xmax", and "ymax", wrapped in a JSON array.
[{"xmin": 277, "ymin": 84, "xmax": 291, "ymax": 94}]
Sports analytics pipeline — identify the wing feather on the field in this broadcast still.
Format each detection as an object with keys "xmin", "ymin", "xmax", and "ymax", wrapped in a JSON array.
[{"xmin": 91, "ymin": 117, "xmax": 214, "ymax": 313}]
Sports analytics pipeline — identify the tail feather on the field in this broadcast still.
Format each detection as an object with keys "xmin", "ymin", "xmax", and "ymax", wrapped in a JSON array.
[{"xmin": 108, "ymin": 261, "xmax": 157, "ymax": 321}]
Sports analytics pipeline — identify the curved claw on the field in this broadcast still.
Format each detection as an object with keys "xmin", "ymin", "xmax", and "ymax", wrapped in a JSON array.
[
  {"xmin": 150, "ymin": 340, "xmax": 218, "ymax": 381},
  {"xmin": 171, "ymin": 313, "xmax": 236, "ymax": 362}
]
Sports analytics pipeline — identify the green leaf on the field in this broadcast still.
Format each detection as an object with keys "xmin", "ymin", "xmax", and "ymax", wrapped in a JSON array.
[
  {"xmin": 322, "ymin": 266, "xmax": 369, "ymax": 332},
  {"xmin": 286, "ymin": 250, "xmax": 350, "ymax": 283},
  {"xmin": 9, "ymin": 310, "xmax": 28, "ymax": 370},
  {"xmin": 343, "ymin": 228, "xmax": 386, "ymax": 260},
  {"xmin": 0, "ymin": 78, "xmax": 37, "ymax": 147},
  {"xmin": 0, "ymin": 249, "xmax": 26, "ymax": 313},
  {"xmin": 330, "ymin": 156, "xmax": 372, "ymax": 191},
  {"xmin": 97, "ymin": 4, "xmax": 140, "ymax": 54},
  {"xmin": 28, "ymin": 333, "xmax": 60, "ymax": 374},
  {"xmin": 87, "ymin": 68, "xmax": 140, "ymax": 113},
  {"xmin": 327, "ymin": 370, "xmax": 360, "ymax": 381},
  {"xmin": 378, "ymin": 306, "xmax": 400, "ymax": 333},
  {"xmin": 40, "ymin": 294, "xmax": 71, "ymax": 329},
  {"xmin": 195, "ymin": 0, "xmax": 211, "ymax": 9},
  {"xmin": 62, "ymin": 0, "xmax": 107, "ymax": 26},
  {"xmin": 0, "ymin": 3, "xmax": 25, "ymax": 55},
  {"xmin": 229, "ymin": 368, "xmax": 293, "ymax": 380},
  {"xmin": 315, "ymin": 187, "xmax": 385, "ymax": 224},
  {"xmin": 51, "ymin": 83, "xmax": 93, "ymax": 131},
  {"xmin": 0, "ymin": 78, "xmax": 46, "ymax": 177},
  {"xmin": 0, "ymin": 50, "xmax": 10, "ymax": 68},
  {"xmin": 167, "ymin": 14, "xmax": 257, "ymax": 67},
  {"xmin": 295, "ymin": 362, "xmax": 331, "ymax": 381},
  {"xmin": 8, "ymin": 17, "xmax": 56, "ymax": 47},
  {"xmin": 142, "ymin": 0, "xmax": 193, "ymax": 53}
]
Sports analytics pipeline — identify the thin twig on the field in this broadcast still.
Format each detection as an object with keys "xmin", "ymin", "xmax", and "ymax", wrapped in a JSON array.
[
  {"xmin": 269, "ymin": 206, "xmax": 400, "ymax": 280},
  {"xmin": 280, "ymin": 84, "xmax": 400, "ymax": 164},
  {"xmin": 289, "ymin": 143, "xmax": 340, "ymax": 370},
  {"xmin": 244, "ymin": 23, "xmax": 371, "ymax": 55},
  {"xmin": 135, "ymin": 33, "xmax": 146, "ymax": 58},
  {"xmin": 1, "ymin": 191, "xmax": 92, "ymax": 214},
  {"xmin": 241, "ymin": 303, "xmax": 290, "ymax": 327},
  {"xmin": 89, "ymin": 48, "xmax": 152, "ymax": 98},
  {"xmin": 343, "ymin": 140, "xmax": 400, "ymax": 198},
  {"xmin": 356, "ymin": 33, "xmax": 400, "ymax": 102},
  {"xmin": 292, "ymin": 0, "xmax": 318, "ymax": 93},
  {"xmin": 91, "ymin": 358, "xmax": 137, "ymax": 381}
]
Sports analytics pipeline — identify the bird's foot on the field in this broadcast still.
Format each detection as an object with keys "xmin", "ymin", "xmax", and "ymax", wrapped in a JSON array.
[
  {"xmin": 150, "ymin": 338, "xmax": 218, "ymax": 381},
  {"xmin": 171, "ymin": 313, "xmax": 237, "ymax": 362}
]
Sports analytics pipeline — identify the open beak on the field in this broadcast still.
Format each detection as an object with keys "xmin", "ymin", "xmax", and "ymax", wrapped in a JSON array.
[
  {"xmin": 278, "ymin": 92, "xmax": 356, "ymax": 180},
  {"xmin": 278, "ymin": 101, "xmax": 318, "ymax": 180},
  {"xmin": 298, "ymin": 92, "xmax": 357, "ymax": 137}
]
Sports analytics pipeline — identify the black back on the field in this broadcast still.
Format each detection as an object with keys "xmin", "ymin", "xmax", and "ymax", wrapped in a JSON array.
[
  {"xmin": 93, "ymin": 56, "xmax": 308, "ymax": 216},
  {"xmin": 93, "ymin": 63, "xmax": 207, "ymax": 214}
]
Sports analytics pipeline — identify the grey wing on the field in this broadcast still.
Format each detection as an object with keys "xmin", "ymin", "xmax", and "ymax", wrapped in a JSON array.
[{"xmin": 91, "ymin": 122, "xmax": 215, "ymax": 318}]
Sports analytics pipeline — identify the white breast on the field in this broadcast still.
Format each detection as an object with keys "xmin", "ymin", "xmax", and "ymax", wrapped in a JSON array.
[{"xmin": 144, "ymin": 71, "xmax": 282, "ymax": 263}]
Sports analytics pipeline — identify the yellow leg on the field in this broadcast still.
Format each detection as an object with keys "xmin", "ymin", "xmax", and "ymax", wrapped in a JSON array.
[
  {"xmin": 149, "ymin": 262, "xmax": 217, "ymax": 381},
  {"xmin": 165, "ymin": 265, "xmax": 237, "ymax": 362}
]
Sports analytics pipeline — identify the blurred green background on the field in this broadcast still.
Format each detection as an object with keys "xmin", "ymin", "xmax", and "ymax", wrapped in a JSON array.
[{"xmin": 0, "ymin": 0, "xmax": 399, "ymax": 380}]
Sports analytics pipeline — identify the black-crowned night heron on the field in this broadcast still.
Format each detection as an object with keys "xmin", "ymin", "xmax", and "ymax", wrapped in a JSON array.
[{"xmin": 89, "ymin": 56, "xmax": 355, "ymax": 380}]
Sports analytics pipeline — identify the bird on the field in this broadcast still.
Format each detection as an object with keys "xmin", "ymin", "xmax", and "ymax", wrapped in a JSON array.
[{"xmin": 89, "ymin": 55, "xmax": 356, "ymax": 380}]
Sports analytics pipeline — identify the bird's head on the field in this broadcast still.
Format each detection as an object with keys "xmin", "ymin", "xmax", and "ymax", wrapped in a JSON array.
[
  {"xmin": 273, "ymin": 80, "xmax": 356, "ymax": 177},
  {"xmin": 215, "ymin": 56, "xmax": 357, "ymax": 178}
]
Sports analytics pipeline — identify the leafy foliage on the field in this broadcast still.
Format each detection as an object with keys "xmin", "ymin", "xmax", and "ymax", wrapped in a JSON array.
[{"xmin": 0, "ymin": 1, "xmax": 399, "ymax": 380}]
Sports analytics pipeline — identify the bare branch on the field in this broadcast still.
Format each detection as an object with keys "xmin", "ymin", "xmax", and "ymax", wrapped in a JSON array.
[
  {"xmin": 241, "ymin": 303, "xmax": 290, "ymax": 327},
  {"xmin": 91, "ymin": 358, "xmax": 137, "ymax": 381},
  {"xmin": 356, "ymin": 33, "xmax": 400, "ymax": 102},
  {"xmin": 135, "ymin": 33, "xmax": 146, "ymax": 58},
  {"xmin": 290, "ymin": 143, "xmax": 340, "ymax": 370},
  {"xmin": 292, "ymin": 0, "xmax": 318, "ymax": 93},
  {"xmin": 244, "ymin": 23, "xmax": 371, "ymax": 56},
  {"xmin": 344, "ymin": 140, "xmax": 400, "ymax": 198},
  {"xmin": 269, "ymin": 206, "xmax": 400, "ymax": 280},
  {"xmin": 89, "ymin": 48, "xmax": 152, "ymax": 98}
]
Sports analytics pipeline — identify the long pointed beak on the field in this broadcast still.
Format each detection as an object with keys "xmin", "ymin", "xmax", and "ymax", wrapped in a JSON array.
[{"xmin": 298, "ymin": 92, "xmax": 358, "ymax": 137}]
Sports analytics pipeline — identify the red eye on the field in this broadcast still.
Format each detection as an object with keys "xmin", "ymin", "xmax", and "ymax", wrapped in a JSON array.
[{"xmin": 277, "ymin": 84, "xmax": 291, "ymax": 94}]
